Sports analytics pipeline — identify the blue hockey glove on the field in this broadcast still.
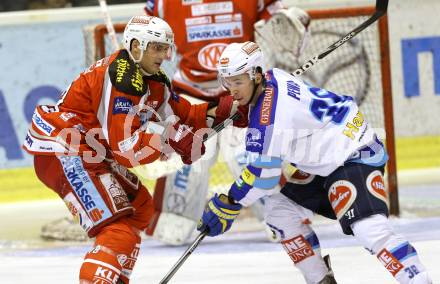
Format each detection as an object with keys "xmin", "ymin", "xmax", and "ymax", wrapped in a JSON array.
[{"xmin": 197, "ymin": 193, "xmax": 242, "ymax": 237}]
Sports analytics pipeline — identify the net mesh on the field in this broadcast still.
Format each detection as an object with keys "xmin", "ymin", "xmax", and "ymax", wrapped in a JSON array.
[{"xmin": 259, "ymin": 14, "xmax": 384, "ymax": 135}]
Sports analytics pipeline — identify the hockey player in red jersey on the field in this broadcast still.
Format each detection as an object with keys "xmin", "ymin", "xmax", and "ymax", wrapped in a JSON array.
[
  {"xmin": 143, "ymin": 0, "xmax": 313, "ymax": 246},
  {"xmin": 21, "ymin": 15, "xmax": 240, "ymax": 283}
]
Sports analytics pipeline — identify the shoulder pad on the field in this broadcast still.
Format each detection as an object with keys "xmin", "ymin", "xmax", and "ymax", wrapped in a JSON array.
[{"xmin": 108, "ymin": 50, "xmax": 148, "ymax": 97}]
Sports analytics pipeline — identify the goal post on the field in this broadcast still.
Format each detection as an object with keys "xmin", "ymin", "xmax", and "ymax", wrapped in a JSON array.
[{"xmin": 82, "ymin": 5, "xmax": 399, "ymax": 215}]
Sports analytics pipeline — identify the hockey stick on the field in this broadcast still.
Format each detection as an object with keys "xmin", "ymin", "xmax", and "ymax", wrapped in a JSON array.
[
  {"xmin": 97, "ymin": 0, "xmax": 119, "ymax": 52},
  {"xmin": 292, "ymin": 0, "xmax": 388, "ymax": 76},
  {"xmin": 203, "ymin": 112, "xmax": 241, "ymax": 142},
  {"xmin": 156, "ymin": 114, "xmax": 233, "ymax": 283},
  {"xmin": 158, "ymin": 231, "xmax": 208, "ymax": 284},
  {"xmin": 158, "ymin": 1, "xmax": 389, "ymax": 281}
]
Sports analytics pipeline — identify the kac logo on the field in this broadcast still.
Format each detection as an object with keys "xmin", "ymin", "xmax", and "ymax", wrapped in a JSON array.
[{"xmin": 198, "ymin": 43, "xmax": 227, "ymax": 70}]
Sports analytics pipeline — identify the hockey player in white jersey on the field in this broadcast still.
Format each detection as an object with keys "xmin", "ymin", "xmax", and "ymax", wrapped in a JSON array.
[{"xmin": 197, "ymin": 41, "xmax": 433, "ymax": 284}]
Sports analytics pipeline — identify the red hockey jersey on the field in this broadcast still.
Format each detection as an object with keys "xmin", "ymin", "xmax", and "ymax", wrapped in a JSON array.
[{"xmin": 23, "ymin": 50, "xmax": 207, "ymax": 168}]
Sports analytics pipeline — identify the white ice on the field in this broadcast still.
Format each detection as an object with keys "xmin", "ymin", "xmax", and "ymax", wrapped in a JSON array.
[{"xmin": 1, "ymin": 184, "xmax": 440, "ymax": 283}]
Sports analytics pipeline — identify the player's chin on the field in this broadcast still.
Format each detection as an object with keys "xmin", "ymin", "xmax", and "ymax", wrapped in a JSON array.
[
  {"xmin": 237, "ymin": 97, "xmax": 248, "ymax": 106},
  {"xmin": 150, "ymin": 64, "xmax": 161, "ymax": 73}
]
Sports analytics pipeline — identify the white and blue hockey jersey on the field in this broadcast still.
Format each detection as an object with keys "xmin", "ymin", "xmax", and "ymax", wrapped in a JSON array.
[{"xmin": 230, "ymin": 68, "xmax": 388, "ymax": 206}]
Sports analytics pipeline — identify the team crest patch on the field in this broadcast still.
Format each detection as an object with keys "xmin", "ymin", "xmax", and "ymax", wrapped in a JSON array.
[
  {"xmin": 328, "ymin": 180, "xmax": 357, "ymax": 219},
  {"xmin": 198, "ymin": 43, "xmax": 227, "ymax": 70},
  {"xmin": 366, "ymin": 170, "xmax": 388, "ymax": 205}
]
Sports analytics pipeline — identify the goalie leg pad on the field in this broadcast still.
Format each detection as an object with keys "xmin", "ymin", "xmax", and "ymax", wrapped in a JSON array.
[
  {"xmin": 265, "ymin": 193, "xmax": 329, "ymax": 284},
  {"xmin": 151, "ymin": 212, "xmax": 198, "ymax": 246},
  {"xmin": 352, "ymin": 214, "xmax": 432, "ymax": 284},
  {"xmin": 147, "ymin": 160, "xmax": 210, "ymax": 245},
  {"xmin": 80, "ymin": 219, "xmax": 141, "ymax": 283}
]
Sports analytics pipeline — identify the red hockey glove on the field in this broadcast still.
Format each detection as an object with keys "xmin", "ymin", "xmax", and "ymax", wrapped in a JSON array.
[
  {"xmin": 213, "ymin": 95, "xmax": 249, "ymax": 128},
  {"xmin": 166, "ymin": 122, "xmax": 206, "ymax": 165}
]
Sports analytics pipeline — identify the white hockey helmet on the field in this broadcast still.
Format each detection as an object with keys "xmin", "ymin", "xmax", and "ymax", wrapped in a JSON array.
[
  {"xmin": 216, "ymin": 41, "xmax": 265, "ymax": 82},
  {"xmin": 123, "ymin": 15, "xmax": 175, "ymax": 62}
]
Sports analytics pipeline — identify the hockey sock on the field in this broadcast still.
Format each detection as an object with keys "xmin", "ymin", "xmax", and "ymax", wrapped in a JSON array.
[
  {"xmin": 80, "ymin": 220, "xmax": 141, "ymax": 283},
  {"xmin": 266, "ymin": 193, "xmax": 329, "ymax": 283},
  {"xmin": 80, "ymin": 246, "xmax": 122, "ymax": 284},
  {"xmin": 352, "ymin": 214, "xmax": 432, "ymax": 284},
  {"xmin": 281, "ymin": 231, "xmax": 329, "ymax": 284}
]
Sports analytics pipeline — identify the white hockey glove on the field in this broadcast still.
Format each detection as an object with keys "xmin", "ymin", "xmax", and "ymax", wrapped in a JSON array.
[{"xmin": 254, "ymin": 7, "xmax": 311, "ymax": 65}]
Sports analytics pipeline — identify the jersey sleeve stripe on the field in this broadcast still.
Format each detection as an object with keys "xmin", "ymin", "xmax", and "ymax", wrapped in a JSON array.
[
  {"xmin": 252, "ymin": 175, "xmax": 280, "ymax": 189},
  {"xmin": 97, "ymin": 70, "xmax": 112, "ymax": 142},
  {"xmin": 240, "ymin": 167, "xmax": 280, "ymax": 189},
  {"xmin": 250, "ymin": 155, "xmax": 282, "ymax": 168}
]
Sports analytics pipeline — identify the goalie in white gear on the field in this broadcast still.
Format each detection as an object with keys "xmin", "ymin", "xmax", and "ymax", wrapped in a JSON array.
[
  {"xmin": 197, "ymin": 41, "xmax": 433, "ymax": 284},
  {"xmin": 142, "ymin": 0, "xmax": 312, "ymax": 246}
]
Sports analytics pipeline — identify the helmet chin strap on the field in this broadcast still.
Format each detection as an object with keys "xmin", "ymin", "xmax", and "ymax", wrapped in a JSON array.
[{"xmin": 246, "ymin": 75, "xmax": 265, "ymax": 106}]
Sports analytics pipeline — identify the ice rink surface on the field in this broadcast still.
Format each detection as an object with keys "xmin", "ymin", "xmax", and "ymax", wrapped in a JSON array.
[{"xmin": 1, "ymin": 183, "xmax": 440, "ymax": 283}]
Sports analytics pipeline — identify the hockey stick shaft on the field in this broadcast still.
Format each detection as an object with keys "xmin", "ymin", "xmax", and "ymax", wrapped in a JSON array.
[
  {"xmin": 97, "ymin": 0, "xmax": 119, "ymax": 52},
  {"xmin": 158, "ymin": 231, "xmax": 208, "ymax": 284},
  {"xmin": 203, "ymin": 112, "xmax": 240, "ymax": 142},
  {"xmin": 292, "ymin": 0, "xmax": 388, "ymax": 76}
]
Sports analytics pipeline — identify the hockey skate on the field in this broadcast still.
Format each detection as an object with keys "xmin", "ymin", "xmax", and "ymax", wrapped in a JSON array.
[{"xmin": 318, "ymin": 255, "xmax": 337, "ymax": 284}]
